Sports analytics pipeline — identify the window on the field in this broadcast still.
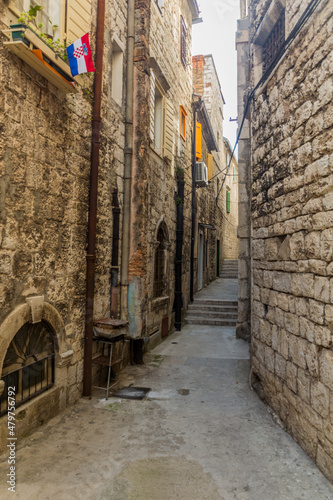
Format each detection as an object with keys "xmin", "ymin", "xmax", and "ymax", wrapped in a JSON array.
[
  {"xmin": 263, "ymin": 10, "xmax": 285, "ymax": 72},
  {"xmin": 150, "ymin": 70, "xmax": 174, "ymax": 160},
  {"xmin": 11, "ymin": 0, "xmax": 91, "ymax": 45},
  {"xmin": 0, "ymin": 321, "xmax": 55, "ymax": 416},
  {"xmin": 233, "ymin": 166, "xmax": 236, "ymax": 182},
  {"xmin": 154, "ymin": 223, "xmax": 168, "ymax": 297},
  {"xmin": 180, "ymin": 106, "xmax": 187, "ymax": 140},
  {"xmin": 226, "ymin": 190, "xmax": 231, "ymax": 214},
  {"xmin": 13, "ymin": 1, "xmax": 61, "ymax": 38},
  {"xmin": 180, "ymin": 15, "xmax": 187, "ymax": 68},
  {"xmin": 111, "ymin": 39, "xmax": 123, "ymax": 105}
]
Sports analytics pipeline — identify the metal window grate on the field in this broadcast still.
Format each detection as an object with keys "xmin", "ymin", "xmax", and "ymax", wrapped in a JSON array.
[
  {"xmin": 263, "ymin": 11, "xmax": 285, "ymax": 73},
  {"xmin": 180, "ymin": 16, "xmax": 187, "ymax": 68},
  {"xmin": 0, "ymin": 322, "xmax": 55, "ymax": 416}
]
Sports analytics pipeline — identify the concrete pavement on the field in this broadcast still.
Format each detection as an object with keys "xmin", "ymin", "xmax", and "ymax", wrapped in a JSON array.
[{"xmin": 0, "ymin": 279, "xmax": 332, "ymax": 499}]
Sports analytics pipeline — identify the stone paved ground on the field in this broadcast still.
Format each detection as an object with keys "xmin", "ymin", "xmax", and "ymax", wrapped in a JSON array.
[{"xmin": 0, "ymin": 279, "xmax": 333, "ymax": 499}]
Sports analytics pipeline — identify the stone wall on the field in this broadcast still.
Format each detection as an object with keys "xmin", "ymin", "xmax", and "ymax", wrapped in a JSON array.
[
  {"xmin": 128, "ymin": 0, "xmax": 197, "ymax": 340},
  {"xmin": 0, "ymin": 0, "xmax": 128, "ymax": 448},
  {"xmin": 248, "ymin": 0, "xmax": 333, "ymax": 482}
]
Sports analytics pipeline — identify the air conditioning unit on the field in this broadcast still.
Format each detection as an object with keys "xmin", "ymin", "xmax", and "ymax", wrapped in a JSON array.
[{"xmin": 195, "ymin": 162, "xmax": 208, "ymax": 187}]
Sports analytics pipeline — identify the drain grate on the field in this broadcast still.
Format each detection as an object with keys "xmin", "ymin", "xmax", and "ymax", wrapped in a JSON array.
[{"xmin": 111, "ymin": 387, "xmax": 151, "ymax": 400}]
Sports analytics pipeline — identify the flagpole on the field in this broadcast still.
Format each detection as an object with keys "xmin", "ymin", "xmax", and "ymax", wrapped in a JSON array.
[{"xmin": 83, "ymin": 0, "xmax": 105, "ymax": 398}]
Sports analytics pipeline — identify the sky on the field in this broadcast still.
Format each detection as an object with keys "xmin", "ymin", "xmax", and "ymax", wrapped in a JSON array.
[{"xmin": 192, "ymin": 0, "xmax": 240, "ymax": 148}]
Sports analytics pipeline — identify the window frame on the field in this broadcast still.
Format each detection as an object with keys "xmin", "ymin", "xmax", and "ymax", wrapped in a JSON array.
[
  {"xmin": 0, "ymin": 321, "xmax": 55, "ymax": 416},
  {"xmin": 180, "ymin": 15, "xmax": 187, "ymax": 69}
]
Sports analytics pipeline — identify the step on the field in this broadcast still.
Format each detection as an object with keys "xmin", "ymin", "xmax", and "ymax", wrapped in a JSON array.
[
  {"xmin": 186, "ymin": 317, "xmax": 237, "ymax": 326},
  {"xmin": 186, "ymin": 311, "xmax": 237, "ymax": 319},
  {"xmin": 187, "ymin": 304, "xmax": 238, "ymax": 313},
  {"xmin": 220, "ymin": 274, "xmax": 238, "ymax": 278},
  {"xmin": 193, "ymin": 299, "xmax": 238, "ymax": 307}
]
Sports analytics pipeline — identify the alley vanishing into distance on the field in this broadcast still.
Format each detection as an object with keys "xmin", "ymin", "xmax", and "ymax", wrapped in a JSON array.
[{"xmin": 1, "ymin": 276, "xmax": 332, "ymax": 500}]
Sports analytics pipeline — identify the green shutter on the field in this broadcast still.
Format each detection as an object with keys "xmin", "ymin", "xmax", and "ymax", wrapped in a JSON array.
[{"xmin": 226, "ymin": 191, "xmax": 230, "ymax": 213}]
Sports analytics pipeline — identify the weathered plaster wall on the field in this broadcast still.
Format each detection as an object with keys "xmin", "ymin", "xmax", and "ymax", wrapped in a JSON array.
[{"xmin": 249, "ymin": 0, "xmax": 333, "ymax": 482}]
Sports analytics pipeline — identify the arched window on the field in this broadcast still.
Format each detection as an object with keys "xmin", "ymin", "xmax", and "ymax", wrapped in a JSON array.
[
  {"xmin": 0, "ymin": 321, "xmax": 55, "ymax": 416},
  {"xmin": 154, "ymin": 223, "xmax": 168, "ymax": 297}
]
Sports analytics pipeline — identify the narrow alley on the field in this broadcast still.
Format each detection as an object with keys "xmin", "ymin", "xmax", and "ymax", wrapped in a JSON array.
[{"xmin": 1, "ymin": 277, "xmax": 332, "ymax": 500}]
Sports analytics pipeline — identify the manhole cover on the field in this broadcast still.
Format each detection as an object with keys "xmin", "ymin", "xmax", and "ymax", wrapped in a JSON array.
[{"xmin": 111, "ymin": 387, "xmax": 151, "ymax": 400}]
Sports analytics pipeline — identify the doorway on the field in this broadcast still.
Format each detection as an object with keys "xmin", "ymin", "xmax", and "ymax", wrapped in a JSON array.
[{"xmin": 217, "ymin": 239, "xmax": 220, "ymax": 277}]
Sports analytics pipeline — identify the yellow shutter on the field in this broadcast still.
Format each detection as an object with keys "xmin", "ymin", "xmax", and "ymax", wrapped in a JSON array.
[
  {"xmin": 163, "ymin": 98, "xmax": 174, "ymax": 161},
  {"xmin": 196, "ymin": 122, "xmax": 202, "ymax": 160},
  {"xmin": 207, "ymin": 153, "xmax": 213, "ymax": 181},
  {"xmin": 66, "ymin": 0, "xmax": 91, "ymax": 45}
]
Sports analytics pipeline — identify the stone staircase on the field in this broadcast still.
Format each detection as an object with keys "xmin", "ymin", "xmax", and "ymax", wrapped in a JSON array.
[
  {"xmin": 185, "ymin": 259, "xmax": 239, "ymax": 326},
  {"xmin": 185, "ymin": 299, "xmax": 238, "ymax": 326},
  {"xmin": 220, "ymin": 259, "xmax": 238, "ymax": 279}
]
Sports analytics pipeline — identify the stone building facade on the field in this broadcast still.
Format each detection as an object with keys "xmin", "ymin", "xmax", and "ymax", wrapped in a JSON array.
[
  {"xmin": 0, "ymin": 0, "xmax": 128, "ymax": 450},
  {"xmin": 192, "ymin": 54, "xmax": 238, "ymax": 287},
  {"xmin": 0, "ymin": 0, "xmax": 205, "ymax": 448},
  {"xmin": 237, "ymin": 0, "xmax": 333, "ymax": 481}
]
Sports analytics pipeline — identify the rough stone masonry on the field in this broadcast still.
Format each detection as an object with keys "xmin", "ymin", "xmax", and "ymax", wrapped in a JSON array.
[{"xmin": 238, "ymin": 0, "xmax": 333, "ymax": 483}]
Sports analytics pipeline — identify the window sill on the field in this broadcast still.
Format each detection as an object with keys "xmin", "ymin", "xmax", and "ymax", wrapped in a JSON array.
[
  {"xmin": 2, "ymin": 26, "xmax": 84, "ymax": 93},
  {"xmin": 152, "ymin": 296, "xmax": 169, "ymax": 308}
]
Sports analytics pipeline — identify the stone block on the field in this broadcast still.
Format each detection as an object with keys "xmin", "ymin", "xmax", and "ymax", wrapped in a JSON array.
[
  {"xmin": 284, "ymin": 312, "xmax": 299, "ymax": 335},
  {"xmin": 272, "ymin": 272, "xmax": 292, "ymax": 293},
  {"xmin": 275, "ymin": 352, "xmax": 287, "ymax": 380},
  {"xmin": 317, "ymin": 445, "xmax": 333, "ymax": 483},
  {"xmin": 311, "ymin": 381, "xmax": 330, "ymax": 418},
  {"xmin": 298, "ymin": 368, "xmax": 311, "ymax": 404},
  {"xmin": 289, "ymin": 336, "xmax": 307, "ymax": 369},
  {"xmin": 319, "ymin": 349, "xmax": 333, "ymax": 388},
  {"xmin": 314, "ymin": 325, "xmax": 332, "ymax": 348},
  {"xmin": 271, "ymin": 325, "xmax": 280, "ymax": 352},
  {"xmin": 279, "ymin": 329, "xmax": 289, "ymax": 361},
  {"xmin": 289, "ymin": 231, "xmax": 305, "ymax": 260},
  {"xmin": 304, "ymin": 231, "xmax": 321, "ymax": 258},
  {"xmin": 308, "ymin": 299, "xmax": 324, "ymax": 325},
  {"xmin": 291, "ymin": 273, "xmax": 314, "ymax": 298},
  {"xmin": 265, "ymin": 345, "xmax": 275, "ymax": 373},
  {"xmin": 314, "ymin": 276, "xmax": 330, "ymax": 303},
  {"xmin": 305, "ymin": 343, "xmax": 319, "ymax": 377}
]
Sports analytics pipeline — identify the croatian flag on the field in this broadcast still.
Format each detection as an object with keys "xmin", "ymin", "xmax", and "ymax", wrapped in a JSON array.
[{"xmin": 66, "ymin": 33, "xmax": 95, "ymax": 77}]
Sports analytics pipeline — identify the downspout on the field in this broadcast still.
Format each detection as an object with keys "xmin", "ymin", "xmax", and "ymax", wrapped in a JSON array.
[
  {"xmin": 110, "ymin": 190, "xmax": 120, "ymax": 318},
  {"xmin": 83, "ymin": 0, "xmax": 105, "ymax": 397},
  {"xmin": 120, "ymin": 0, "xmax": 135, "ymax": 319},
  {"xmin": 174, "ymin": 169, "xmax": 184, "ymax": 330},
  {"xmin": 190, "ymin": 104, "xmax": 197, "ymax": 302}
]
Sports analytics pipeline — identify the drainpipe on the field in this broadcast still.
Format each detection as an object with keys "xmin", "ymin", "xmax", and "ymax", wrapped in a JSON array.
[
  {"xmin": 120, "ymin": 0, "xmax": 135, "ymax": 319},
  {"xmin": 190, "ymin": 103, "xmax": 197, "ymax": 303},
  {"xmin": 174, "ymin": 170, "xmax": 184, "ymax": 330},
  {"xmin": 110, "ymin": 190, "xmax": 120, "ymax": 318},
  {"xmin": 83, "ymin": 0, "xmax": 105, "ymax": 398}
]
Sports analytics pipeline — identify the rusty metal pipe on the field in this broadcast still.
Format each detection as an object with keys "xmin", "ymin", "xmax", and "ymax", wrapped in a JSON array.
[{"xmin": 83, "ymin": 0, "xmax": 105, "ymax": 398}]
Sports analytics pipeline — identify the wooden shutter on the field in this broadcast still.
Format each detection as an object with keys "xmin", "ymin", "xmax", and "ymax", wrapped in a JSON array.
[
  {"xmin": 196, "ymin": 122, "xmax": 202, "ymax": 160},
  {"xmin": 150, "ymin": 70, "xmax": 156, "ymax": 143},
  {"xmin": 207, "ymin": 153, "xmax": 213, "ymax": 181},
  {"xmin": 66, "ymin": 0, "xmax": 91, "ymax": 45},
  {"xmin": 226, "ymin": 191, "xmax": 231, "ymax": 213},
  {"xmin": 163, "ymin": 98, "xmax": 174, "ymax": 161}
]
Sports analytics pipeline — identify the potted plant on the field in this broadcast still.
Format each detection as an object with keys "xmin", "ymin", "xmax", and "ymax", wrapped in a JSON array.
[{"xmin": 10, "ymin": 4, "xmax": 44, "ymax": 45}]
